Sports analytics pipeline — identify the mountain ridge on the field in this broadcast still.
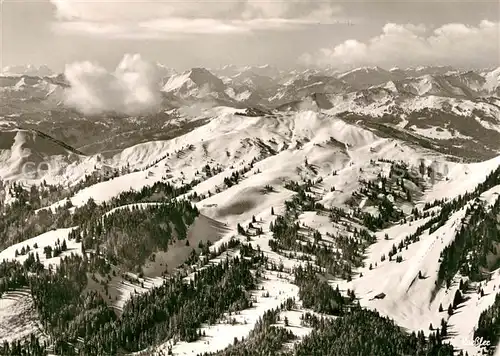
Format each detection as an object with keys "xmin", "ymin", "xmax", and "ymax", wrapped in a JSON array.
[{"xmin": 1, "ymin": 65, "xmax": 500, "ymax": 356}]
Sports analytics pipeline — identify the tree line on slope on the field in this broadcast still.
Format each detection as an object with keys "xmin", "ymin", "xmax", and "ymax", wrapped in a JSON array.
[
  {"xmin": 197, "ymin": 301, "xmax": 296, "ymax": 356},
  {"xmin": 271, "ymin": 180, "xmax": 375, "ymax": 280},
  {"xmin": 475, "ymin": 291, "xmax": 500, "ymax": 355},
  {"xmin": 0, "ymin": 177, "xmax": 200, "ymax": 252},
  {"xmin": 70, "ymin": 200, "xmax": 199, "ymax": 270},
  {"xmin": 439, "ymin": 198, "xmax": 500, "ymax": 286},
  {"xmin": 0, "ymin": 248, "xmax": 263, "ymax": 356},
  {"xmin": 294, "ymin": 308, "xmax": 456, "ymax": 356},
  {"xmin": 197, "ymin": 263, "xmax": 456, "ymax": 356}
]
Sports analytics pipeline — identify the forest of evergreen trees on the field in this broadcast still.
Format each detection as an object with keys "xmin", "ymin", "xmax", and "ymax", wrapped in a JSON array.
[
  {"xmin": 294, "ymin": 308, "xmax": 456, "ymax": 356},
  {"xmin": 433, "ymin": 163, "xmax": 500, "ymax": 288},
  {"xmin": 71, "ymin": 200, "xmax": 199, "ymax": 269},
  {"xmin": 0, "ymin": 177, "xmax": 201, "ymax": 253},
  {"xmin": 3, "ymin": 154, "xmax": 500, "ymax": 355},
  {"xmin": 475, "ymin": 292, "xmax": 500, "ymax": 355},
  {"xmin": 199, "ymin": 303, "xmax": 296, "ymax": 356},
  {"xmin": 270, "ymin": 180, "xmax": 375, "ymax": 279},
  {"xmin": 294, "ymin": 264, "xmax": 350, "ymax": 315},
  {"xmin": 0, "ymin": 251, "xmax": 263, "ymax": 356},
  {"xmin": 439, "ymin": 199, "xmax": 500, "ymax": 285}
]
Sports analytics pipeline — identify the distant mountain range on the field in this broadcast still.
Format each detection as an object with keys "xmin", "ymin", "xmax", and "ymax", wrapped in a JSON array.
[
  {"xmin": 1, "ymin": 64, "xmax": 499, "ymax": 159},
  {"xmin": 1, "ymin": 64, "xmax": 54, "ymax": 77},
  {"xmin": 1, "ymin": 63, "xmax": 500, "ymax": 356}
]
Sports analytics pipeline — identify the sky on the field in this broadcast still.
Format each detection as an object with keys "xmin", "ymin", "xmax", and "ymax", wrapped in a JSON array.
[{"xmin": 1, "ymin": 0, "xmax": 499, "ymax": 72}]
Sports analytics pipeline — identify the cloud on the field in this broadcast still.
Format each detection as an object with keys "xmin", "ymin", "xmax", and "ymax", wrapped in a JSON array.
[
  {"xmin": 49, "ymin": 0, "xmax": 345, "ymax": 38},
  {"xmin": 301, "ymin": 20, "xmax": 500, "ymax": 68},
  {"xmin": 63, "ymin": 54, "xmax": 162, "ymax": 116}
]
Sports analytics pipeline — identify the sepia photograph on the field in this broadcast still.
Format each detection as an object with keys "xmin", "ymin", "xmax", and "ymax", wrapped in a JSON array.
[{"xmin": 0, "ymin": 0, "xmax": 499, "ymax": 355}]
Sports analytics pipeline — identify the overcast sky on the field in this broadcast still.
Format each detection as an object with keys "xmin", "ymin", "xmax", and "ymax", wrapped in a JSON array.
[{"xmin": 1, "ymin": 0, "xmax": 499, "ymax": 71}]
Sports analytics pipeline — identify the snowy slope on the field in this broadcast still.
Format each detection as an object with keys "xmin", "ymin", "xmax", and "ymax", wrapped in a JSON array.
[
  {"xmin": 162, "ymin": 68, "xmax": 226, "ymax": 99},
  {"xmin": 0, "ymin": 227, "xmax": 80, "ymax": 268},
  {"xmin": 333, "ymin": 184, "xmax": 500, "ymax": 356},
  {"xmin": 0, "ymin": 129, "xmax": 93, "ymax": 184},
  {"xmin": 1, "ymin": 105, "xmax": 500, "ymax": 355},
  {"xmin": 32, "ymin": 109, "xmax": 447, "ymax": 213}
]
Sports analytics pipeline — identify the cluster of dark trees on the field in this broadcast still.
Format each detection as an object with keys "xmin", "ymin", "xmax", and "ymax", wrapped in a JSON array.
[
  {"xmin": 283, "ymin": 180, "xmax": 321, "ymax": 212},
  {"xmin": 331, "ymin": 188, "xmax": 404, "ymax": 233},
  {"xmin": 475, "ymin": 292, "xmax": 500, "ymax": 354},
  {"xmin": 197, "ymin": 275, "xmax": 457, "ymax": 356},
  {"xmin": 0, "ymin": 176, "xmax": 201, "ymax": 253},
  {"xmin": 219, "ymin": 158, "xmax": 260, "ymax": 192},
  {"xmin": 269, "ymin": 183, "xmax": 374, "ymax": 279},
  {"xmin": 294, "ymin": 308, "xmax": 456, "ymax": 356},
  {"xmin": 5, "ymin": 150, "xmax": 500, "ymax": 356},
  {"xmin": 0, "ymin": 249, "xmax": 263, "ymax": 356},
  {"xmin": 269, "ymin": 214, "xmax": 357, "ymax": 279},
  {"xmin": 0, "ymin": 182, "xmax": 64, "ymax": 250},
  {"xmin": 359, "ymin": 197, "xmax": 405, "ymax": 231},
  {"xmin": 71, "ymin": 200, "xmax": 199, "ymax": 269},
  {"xmin": 222, "ymin": 160, "xmax": 257, "ymax": 189},
  {"xmin": 294, "ymin": 264, "xmax": 350, "ymax": 315},
  {"xmin": 432, "ymin": 162, "xmax": 500, "ymax": 287},
  {"xmin": 353, "ymin": 161, "xmax": 422, "ymax": 204},
  {"xmin": 0, "ymin": 258, "xmax": 38, "ymax": 296},
  {"xmin": 0, "ymin": 334, "xmax": 48, "ymax": 356},
  {"xmin": 344, "ymin": 160, "xmax": 435, "ymax": 230},
  {"xmin": 439, "ymin": 199, "xmax": 500, "ymax": 285},
  {"xmin": 201, "ymin": 163, "xmax": 224, "ymax": 178},
  {"xmin": 199, "ymin": 302, "xmax": 296, "ymax": 356}
]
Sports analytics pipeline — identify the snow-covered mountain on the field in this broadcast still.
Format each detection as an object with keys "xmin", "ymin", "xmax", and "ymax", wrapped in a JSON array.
[
  {"xmin": 0, "ymin": 74, "xmax": 66, "ymax": 116},
  {"xmin": 1, "ymin": 64, "xmax": 53, "ymax": 77},
  {"xmin": 1, "ymin": 108, "xmax": 500, "ymax": 355},
  {"xmin": 2, "ymin": 64, "xmax": 499, "ymax": 113},
  {"xmin": 0, "ymin": 129, "xmax": 87, "ymax": 181},
  {"xmin": 389, "ymin": 65, "xmax": 457, "ymax": 78},
  {"xmin": 212, "ymin": 64, "xmax": 282, "ymax": 80},
  {"xmin": 161, "ymin": 67, "xmax": 228, "ymax": 100},
  {"xmin": 154, "ymin": 62, "xmax": 177, "ymax": 79},
  {"xmin": 1, "ymin": 65, "xmax": 500, "ymax": 356},
  {"xmin": 483, "ymin": 67, "xmax": 500, "ymax": 95},
  {"xmin": 337, "ymin": 66, "xmax": 399, "ymax": 89},
  {"xmin": 1, "ymin": 64, "xmax": 500, "ymax": 163}
]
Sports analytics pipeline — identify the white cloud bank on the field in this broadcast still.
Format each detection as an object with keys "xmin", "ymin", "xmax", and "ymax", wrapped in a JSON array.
[
  {"xmin": 49, "ymin": 0, "xmax": 344, "ymax": 38},
  {"xmin": 64, "ymin": 54, "xmax": 162, "ymax": 116},
  {"xmin": 300, "ymin": 21, "xmax": 500, "ymax": 69}
]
